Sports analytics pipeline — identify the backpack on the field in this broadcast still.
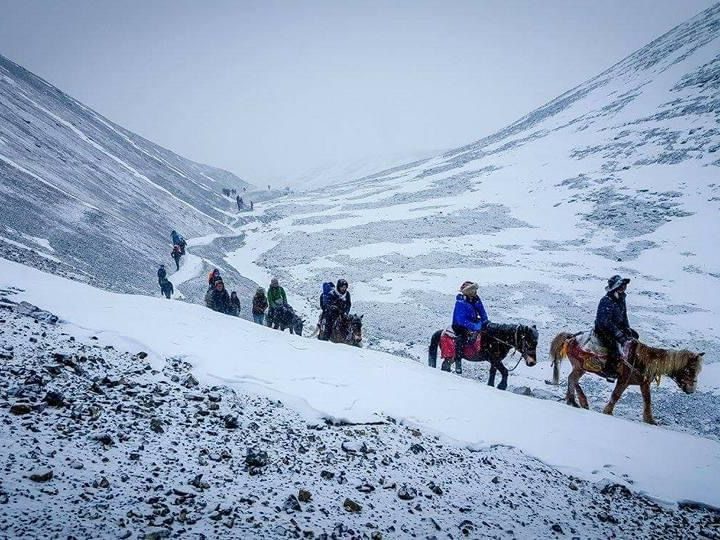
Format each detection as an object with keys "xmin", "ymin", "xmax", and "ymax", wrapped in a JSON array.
[{"xmin": 320, "ymin": 282, "xmax": 334, "ymax": 310}]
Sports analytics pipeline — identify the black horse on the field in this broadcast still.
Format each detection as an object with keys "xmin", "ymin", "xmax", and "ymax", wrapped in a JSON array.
[
  {"xmin": 269, "ymin": 305, "xmax": 304, "ymax": 335},
  {"xmin": 330, "ymin": 313, "xmax": 363, "ymax": 347},
  {"xmin": 428, "ymin": 323, "xmax": 538, "ymax": 390}
]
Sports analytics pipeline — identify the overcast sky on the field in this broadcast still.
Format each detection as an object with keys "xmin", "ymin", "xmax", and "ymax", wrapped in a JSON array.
[{"xmin": 0, "ymin": 0, "xmax": 715, "ymax": 185}]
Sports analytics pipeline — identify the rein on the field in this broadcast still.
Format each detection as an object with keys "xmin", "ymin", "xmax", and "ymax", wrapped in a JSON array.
[{"xmin": 485, "ymin": 325, "xmax": 529, "ymax": 371}]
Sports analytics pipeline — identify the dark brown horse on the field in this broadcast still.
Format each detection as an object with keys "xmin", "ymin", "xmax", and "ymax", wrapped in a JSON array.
[
  {"xmin": 428, "ymin": 323, "xmax": 538, "ymax": 389},
  {"xmin": 550, "ymin": 332, "xmax": 704, "ymax": 424},
  {"xmin": 329, "ymin": 313, "xmax": 363, "ymax": 347}
]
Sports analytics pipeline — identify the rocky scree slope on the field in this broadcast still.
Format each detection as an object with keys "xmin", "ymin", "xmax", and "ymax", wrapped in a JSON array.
[
  {"xmin": 1, "ymin": 294, "xmax": 719, "ymax": 539},
  {"xmin": 0, "ymin": 53, "xmax": 252, "ymax": 294}
]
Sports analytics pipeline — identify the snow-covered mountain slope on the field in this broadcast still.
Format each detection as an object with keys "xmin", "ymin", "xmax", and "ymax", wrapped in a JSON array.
[
  {"xmin": 0, "ymin": 53, "xmax": 254, "ymax": 294},
  {"xmin": 230, "ymin": 4, "xmax": 720, "ymax": 372},
  {"xmin": 287, "ymin": 150, "xmax": 438, "ymax": 191},
  {"xmin": 3, "ymin": 257, "xmax": 720, "ymax": 514}
]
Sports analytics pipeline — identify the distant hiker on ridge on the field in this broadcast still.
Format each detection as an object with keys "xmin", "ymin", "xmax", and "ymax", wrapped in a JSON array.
[
  {"xmin": 208, "ymin": 268, "xmax": 222, "ymax": 289},
  {"xmin": 157, "ymin": 264, "xmax": 167, "ymax": 285},
  {"xmin": 171, "ymin": 245, "xmax": 182, "ymax": 271},
  {"xmin": 160, "ymin": 277, "xmax": 174, "ymax": 299},
  {"xmin": 171, "ymin": 230, "xmax": 187, "ymax": 254}
]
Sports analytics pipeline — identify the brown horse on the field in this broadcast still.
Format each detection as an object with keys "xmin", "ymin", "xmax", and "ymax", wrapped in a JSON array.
[
  {"xmin": 329, "ymin": 313, "xmax": 363, "ymax": 347},
  {"xmin": 550, "ymin": 332, "xmax": 704, "ymax": 424}
]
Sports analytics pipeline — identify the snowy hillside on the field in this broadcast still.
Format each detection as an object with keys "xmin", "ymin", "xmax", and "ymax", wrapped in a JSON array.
[
  {"xmin": 231, "ymin": 4, "xmax": 720, "ymax": 374},
  {"xmin": 2, "ymin": 259, "xmax": 720, "ymax": 538},
  {"xmin": 0, "ymin": 53, "xmax": 254, "ymax": 294}
]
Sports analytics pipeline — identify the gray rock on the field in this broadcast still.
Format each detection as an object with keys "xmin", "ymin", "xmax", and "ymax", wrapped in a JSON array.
[
  {"xmin": 29, "ymin": 468, "xmax": 53, "ymax": 482},
  {"xmin": 343, "ymin": 498, "xmax": 362, "ymax": 513},
  {"xmin": 283, "ymin": 494, "xmax": 302, "ymax": 513}
]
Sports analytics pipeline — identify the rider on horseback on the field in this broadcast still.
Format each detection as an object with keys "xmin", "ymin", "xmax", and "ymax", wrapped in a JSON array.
[
  {"xmin": 322, "ymin": 279, "xmax": 351, "ymax": 341},
  {"xmin": 452, "ymin": 281, "xmax": 489, "ymax": 373},
  {"xmin": 595, "ymin": 275, "xmax": 639, "ymax": 381}
]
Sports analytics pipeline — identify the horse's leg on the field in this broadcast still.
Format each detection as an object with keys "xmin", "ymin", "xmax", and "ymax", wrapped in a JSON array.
[
  {"xmin": 566, "ymin": 368, "xmax": 582, "ymax": 407},
  {"xmin": 488, "ymin": 364, "xmax": 497, "ymax": 387},
  {"xmin": 497, "ymin": 362, "xmax": 509, "ymax": 391},
  {"xmin": 602, "ymin": 375, "xmax": 630, "ymax": 416},
  {"xmin": 640, "ymin": 380, "xmax": 657, "ymax": 425},
  {"xmin": 454, "ymin": 357, "xmax": 462, "ymax": 375},
  {"xmin": 575, "ymin": 373, "xmax": 589, "ymax": 410}
]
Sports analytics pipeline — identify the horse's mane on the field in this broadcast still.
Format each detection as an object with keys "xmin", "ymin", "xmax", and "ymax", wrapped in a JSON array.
[{"xmin": 635, "ymin": 342, "xmax": 703, "ymax": 379}]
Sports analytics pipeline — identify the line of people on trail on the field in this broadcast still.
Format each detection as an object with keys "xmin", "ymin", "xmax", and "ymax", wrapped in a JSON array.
[
  {"xmin": 236, "ymin": 195, "xmax": 254, "ymax": 212},
  {"xmin": 447, "ymin": 273, "xmax": 638, "ymax": 381},
  {"xmin": 156, "ymin": 230, "xmax": 188, "ymax": 299}
]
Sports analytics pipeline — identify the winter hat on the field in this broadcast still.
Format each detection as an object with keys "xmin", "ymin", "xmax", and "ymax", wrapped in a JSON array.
[
  {"xmin": 460, "ymin": 281, "xmax": 479, "ymax": 296},
  {"xmin": 337, "ymin": 279, "xmax": 348, "ymax": 289},
  {"xmin": 270, "ymin": 278, "xmax": 279, "ymax": 287},
  {"xmin": 256, "ymin": 287, "xmax": 265, "ymax": 294},
  {"xmin": 606, "ymin": 275, "xmax": 630, "ymax": 292}
]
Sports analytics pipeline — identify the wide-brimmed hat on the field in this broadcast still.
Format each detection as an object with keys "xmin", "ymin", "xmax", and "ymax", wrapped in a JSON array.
[{"xmin": 606, "ymin": 274, "xmax": 630, "ymax": 292}]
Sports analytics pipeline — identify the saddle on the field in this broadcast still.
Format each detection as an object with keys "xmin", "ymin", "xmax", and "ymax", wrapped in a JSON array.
[
  {"xmin": 568, "ymin": 331, "xmax": 633, "ymax": 373},
  {"xmin": 439, "ymin": 328, "xmax": 482, "ymax": 360}
]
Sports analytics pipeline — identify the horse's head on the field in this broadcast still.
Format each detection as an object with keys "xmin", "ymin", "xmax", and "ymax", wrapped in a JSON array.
[
  {"xmin": 347, "ymin": 314, "xmax": 363, "ymax": 347},
  {"xmin": 670, "ymin": 351, "xmax": 704, "ymax": 394},
  {"xmin": 519, "ymin": 325, "xmax": 539, "ymax": 367}
]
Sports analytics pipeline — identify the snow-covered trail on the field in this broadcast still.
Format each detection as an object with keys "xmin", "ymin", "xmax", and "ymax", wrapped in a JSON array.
[{"xmin": 2, "ymin": 257, "xmax": 719, "ymax": 508}]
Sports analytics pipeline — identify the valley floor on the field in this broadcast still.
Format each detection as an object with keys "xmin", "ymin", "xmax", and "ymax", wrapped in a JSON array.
[{"xmin": 1, "ymin": 300, "xmax": 719, "ymax": 539}]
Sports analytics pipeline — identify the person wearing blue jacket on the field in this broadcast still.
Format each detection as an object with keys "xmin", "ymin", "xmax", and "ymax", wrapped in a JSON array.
[{"xmin": 451, "ymin": 281, "xmax": 489, "ymax": 372}]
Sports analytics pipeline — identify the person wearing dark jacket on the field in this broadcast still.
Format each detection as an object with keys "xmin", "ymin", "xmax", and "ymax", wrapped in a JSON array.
[
  {"xmin": 206, "ymin": 279, "xmax": 231, "ymax": 314},
  {"xmin": 157, "ymin": 264, "xmax": 167, "ymax": 285},
  {"xmin": 160, "ymin": 278, "xmax": 174, "ymax": 299},
  {"xmin": 228, "ymin": 291, "xmax": 241, "ymax": 317},
  {"xmin": 594, "ymin": 275, "xmax": 638, "ymax": 380},
  {"xmin": 171, "ymin": 230, "xmax": 186, "ymax": 254},
  {"xmin": 317, "ymin": 282, "xmax": 335, "ymax": 340},
  {"xmin": 321, "ymin": 279, "xmax": 351, "ymax": 340},
  {"xmin": 171, "ymin": 245, "xmax": 182, "ymax": 271},
  {"xmin": 451, "ymin": 281, "xmax": 489, "ymax": 373},
  {"xmin": 252, "ymin": 287, "xmax": 268, "ymax": 325}
]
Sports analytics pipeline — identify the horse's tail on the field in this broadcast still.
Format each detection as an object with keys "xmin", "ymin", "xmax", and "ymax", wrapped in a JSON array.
[
  {"xmin": 550, "ymin": 332, "xmax": 574, "ymax": 385},
  {"xmin": 428, "ymin": 329, "xmax": 443, "ymax": 368}
]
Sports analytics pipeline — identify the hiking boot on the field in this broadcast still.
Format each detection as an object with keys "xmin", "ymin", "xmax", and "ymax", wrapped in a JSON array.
[{"xmin": 599, "ymin": 358, "xmax": 618, "ymax": 382}]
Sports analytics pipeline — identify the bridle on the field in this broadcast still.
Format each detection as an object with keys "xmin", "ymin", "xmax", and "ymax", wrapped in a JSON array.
[{"xmin": 484, "ymin": 325, "xmax": 536, "ymax": 370}]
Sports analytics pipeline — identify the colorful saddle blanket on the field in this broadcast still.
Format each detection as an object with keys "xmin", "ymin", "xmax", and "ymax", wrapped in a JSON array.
[{"xmin": 439, "ymin": 328, "xmax": 482, "ymax": 360}]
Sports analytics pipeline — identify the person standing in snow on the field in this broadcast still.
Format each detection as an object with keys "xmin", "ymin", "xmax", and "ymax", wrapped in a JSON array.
[
  {"xmin": 229, "ymin": 291, "xmax": 241, "ymax": 317},
  {"xmin": 266, "ymin": 278, "xmax": 287, "ymax": 328},
  {"xmin": 451, "ymin": 281, "xmax": 489, "ymax": 373},
  {"xmin": 160, "ymin": 277, "xmax": 174, "ymax": 299},
  {"xmin": 317, "ymin": 281, "xmax": 335, "ymax": 340},
  {"xmin": 594, "ymin": 275, "xmax": 638, "ymax": 381},
  {"xmin": 208, "ymin": 268, "xmax": 222, "ymax": 289},
  {"xmin": 206, "ymin": 279, "xmax": 231, "ymax": 314},
  {"xmin": 252, "ymin": 287, "xmax": 268, "ymax": 325},
  {"xmin": 171, "ymin": 245, "xmax": 182, "ymax": 271},
  {"xmin": 157, "ymin": 264, "xmax": 167, "ymax": 286}
]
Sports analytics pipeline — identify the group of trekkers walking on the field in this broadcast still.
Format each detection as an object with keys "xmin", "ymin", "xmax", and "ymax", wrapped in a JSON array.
[
  {"xmin": 155, "ymin": 227, "xmax": 635, "ymax": 379},
  {"xmin": 156, "ymin": 230, "xmax": 187, "ymax": 299}
]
